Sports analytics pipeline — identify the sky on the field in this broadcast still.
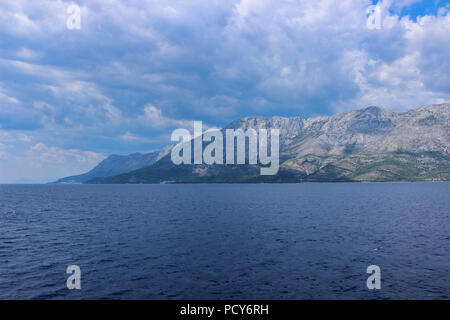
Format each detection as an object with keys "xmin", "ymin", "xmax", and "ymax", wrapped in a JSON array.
[{"xmin": 0, "ymin": 0, "xmax": 449, "ymax": 183}]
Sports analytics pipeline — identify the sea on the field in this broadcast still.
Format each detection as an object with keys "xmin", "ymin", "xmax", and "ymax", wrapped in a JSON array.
[{"xmin": 0, "ymin": 182, "xmax": 449, "ymax": 299}]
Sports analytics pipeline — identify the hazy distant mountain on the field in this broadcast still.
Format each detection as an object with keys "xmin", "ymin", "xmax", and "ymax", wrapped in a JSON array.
[
  {"xmin": 89, "ymin": 103, "xmax": 450, "ymax": 183},
  {"xmin": 53, "ymin": 151, "xmax": 161, "ymax": 183}
]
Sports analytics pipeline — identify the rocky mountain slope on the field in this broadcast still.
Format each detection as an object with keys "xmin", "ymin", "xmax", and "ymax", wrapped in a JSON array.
[
  {"xmin": 53, "ymin": 151, "xmax": 161, "ymax": 183},
  {"xmin": 87, "ymin": 103, "xmax": 449, "ymax": 183}
]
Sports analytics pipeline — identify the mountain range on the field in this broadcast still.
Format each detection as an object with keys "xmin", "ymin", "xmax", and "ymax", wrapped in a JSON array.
[
  {"xmin": 53, "ymin": 151, "xmax": 161, "ymax": 183},
  {"xmin": 55, "ymin": 103, "xmax": 450, "ymax": 183}
]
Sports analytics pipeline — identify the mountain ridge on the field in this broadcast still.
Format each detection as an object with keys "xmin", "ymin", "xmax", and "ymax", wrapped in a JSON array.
[
  {"xmin": 86, "ymin": 103, "xmax": 449, "ymax": 184},
  {"xmin": 53, "ymin": 150, "xmax": 161, "ymax": 183}
]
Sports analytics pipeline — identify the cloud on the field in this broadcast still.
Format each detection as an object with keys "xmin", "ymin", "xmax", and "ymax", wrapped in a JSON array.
[
  {"xmin": 138, "ymin": 104, "xmax": 192, "ymax": 128},
  {"xmin": 27, "ymin": 142, "xmax": 105, "ymax": 165},
  {"xmin": 0, "ymin": 83, "xmax": 19, "ymax": 104},
  {"xmin": 0, "ymin": 0, "xmax": 449, "ymax": 181},
  {"xmin": 1, "ymin": 0, "xmax": 448, "ymax": 120},
  {"xmin": 118, "ymin": 131, "xmax": 141, "ymax": 142},
  {"xmin": 0, "ymin": 141, "xmax": 105, "ymax": 183},
  {"xmin": 16, "ymin": 47, "xmax": 40, "ymax": 60},
  {"xmin": 0, "ymin": 143, "xmax": 8, "ymax": 160}
]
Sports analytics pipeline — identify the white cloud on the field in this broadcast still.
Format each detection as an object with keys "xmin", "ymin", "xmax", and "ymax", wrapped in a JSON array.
[
  {"xmin": 1, "ymin": 0, "xmax": 448, "ymax": 117},
  {"xmin": 0, "ymin": 143, "xmax": 8, "ymax": 160},
  {"xmin": 16, "ymin": 47, "xmax": 40, "ymax": 60},
  {"xmin": 139, "ymin": 104, "xmax": 193, "ymax": 129},
  {"xmin": 0, "ymin": 83, "xmax": 19, "ymax": 104},
  {"xmin": 27, "ymin": 143, "xmax": 105, "ymax": 165},
  {"xmin": 118, "ymin": 131, "xmax": 140, "ymax": 142},
  {"xmin": 0, "ymin": 141, "xmax": 106, "ymax": 183}
]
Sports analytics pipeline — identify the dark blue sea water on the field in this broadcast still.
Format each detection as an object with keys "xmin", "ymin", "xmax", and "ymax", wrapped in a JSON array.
[{"xmin": 0, "ymin": 183, "xmax": 449, "ymax": 299}]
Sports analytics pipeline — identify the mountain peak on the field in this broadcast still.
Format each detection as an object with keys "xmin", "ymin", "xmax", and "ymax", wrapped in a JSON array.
[
  {"xmin": 358, "ymin": 105, "xmax": 384, "ymax": 114},
  {"xmin": 53, "ymin": 150, "xmax": 160, "ymax": 184},
  {"xmin": 87, "ymin": 103, "xmax": 450, "ymax": 184}
]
